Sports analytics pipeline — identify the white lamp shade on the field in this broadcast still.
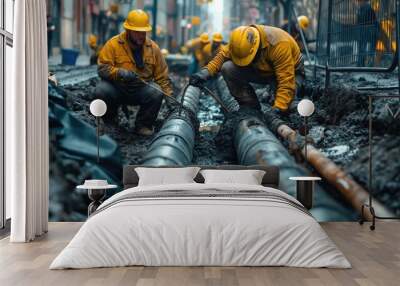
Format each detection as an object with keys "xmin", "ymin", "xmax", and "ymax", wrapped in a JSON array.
[
  {"xmin": 297, "ymin": 99, "xmax": 315, "ymax": 117},
  {"xmin": 90, "ymin": 99, "xmax": 107, "ymax": 117}
]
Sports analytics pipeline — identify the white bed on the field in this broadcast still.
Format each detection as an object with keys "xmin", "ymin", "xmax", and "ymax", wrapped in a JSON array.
[{"xmin": 50, "ymin": 183, "xmax": 351, "ymax": 269}]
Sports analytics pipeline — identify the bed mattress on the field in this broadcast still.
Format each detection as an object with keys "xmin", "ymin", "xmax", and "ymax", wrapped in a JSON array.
[{"xmin": 50, "ymin": 183, "xmax": 351, "ymax": 269}]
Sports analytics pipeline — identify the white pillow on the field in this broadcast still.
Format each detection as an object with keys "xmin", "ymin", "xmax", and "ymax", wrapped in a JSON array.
[
  {"xmin": 200, "ymin": 169, "xmax": 266, "ymax": 185},
  {"xmin": 135, "ymin": 167, "xmax": 201, "ymax": 186}
]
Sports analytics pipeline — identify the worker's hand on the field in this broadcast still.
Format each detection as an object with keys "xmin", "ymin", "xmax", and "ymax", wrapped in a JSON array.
[
  {"xmin": 117, "ymin": 68, "xmax": 138, "ymax": 83},
  {"xmin": 271, "ymin": 107, "xmax": 284, "ymax": 118},
  {"xmin": 189, "ymin": 69, "xmax": 210, "ymax": 87}
]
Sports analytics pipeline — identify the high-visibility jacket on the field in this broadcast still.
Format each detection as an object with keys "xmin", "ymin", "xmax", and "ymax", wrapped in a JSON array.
[
  {"xmin": 185, "ymin": 38, "xmax": 208, "ymax": 67},
  {"xmin": 98, "ymin": 31, "xmax": 173, "ymax": 96},
  {"xmin": 206, "ymin": 25, "xmax": 302, "ymax": 111},
  {"xmin": 376, "ymin": 19, "xmax": 396, "ymax": 52}
]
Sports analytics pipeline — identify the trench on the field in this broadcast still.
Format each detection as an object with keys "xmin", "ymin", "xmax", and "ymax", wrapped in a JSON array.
[{"xmin": 48, "ymin": 60, "xmax": 399, "ymax": 221}]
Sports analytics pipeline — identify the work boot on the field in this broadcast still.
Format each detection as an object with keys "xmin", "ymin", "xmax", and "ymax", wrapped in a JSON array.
[{"xmin": 135, "ymin": 126, "xmax": 154, "ymax": 136}]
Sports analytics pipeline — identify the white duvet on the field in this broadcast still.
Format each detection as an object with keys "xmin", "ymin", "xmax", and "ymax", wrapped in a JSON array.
[{"xmin": 50, "ymin": 183, "xmax": 351, "ymax": 269}]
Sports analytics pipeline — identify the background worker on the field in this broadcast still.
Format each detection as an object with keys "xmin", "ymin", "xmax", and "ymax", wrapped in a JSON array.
[
  {"xmin": 184, "ymin": 33, "xmax": 210, "ymax": 74},
  {"xmin": 356, "ymin": 0, "xmax": 378, "ymax": 67},
  {"xmin": 88, "ymin": 34, "xmax": 102, "ymax": 65},
  {"xmin": 375, "ymin": 16, "xmax": 396, "ymax": 65},
  {"xmin": 281, "ymin": 15, "xmax": 310, "ymax": 52},
  {"xmin": 189, "ymin": 25, "xmax": 304, "ymax": 114},
  {"xmin": 202, "ymin": 32, "xmax": 226, "ymax": 65},
  {"xmin": 95, "ymin": 9, "xmax": 173, "ymax": 136}
]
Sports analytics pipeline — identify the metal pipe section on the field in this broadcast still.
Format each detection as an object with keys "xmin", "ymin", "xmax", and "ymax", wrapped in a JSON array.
[
  {"xmin": 215, "ymin": 76, "xmax": 239, "ymax": 113},
  {"xmin": 270, "ymin": 119, "xmax": 393, "ymax": 220},
  {"xmin": 233, "ymin": 116, "xmax": 356, "ymax": 221},
  {"xmin": 141, "ymin": 86, "xmax": 201, "ymax": 166}
]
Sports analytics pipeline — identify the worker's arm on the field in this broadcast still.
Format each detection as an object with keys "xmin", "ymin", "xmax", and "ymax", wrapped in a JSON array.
[
  {"xmin": 185, "ymin": 38, "xmax": 200, "ymax": 52},
  {"xmin": 97, "ymin": 41, "xmax": 119, "ymax": 81},
  {"xmin": 270, "ymin": 42, "xmax": 296, "ymax": 111},
  {"xmin": 153, "ymin": 46, "xmax": 173, "ymax": 96},
  {"xmin": 205, "ymin": 45, "xmax": 230, "ymax": 76}
]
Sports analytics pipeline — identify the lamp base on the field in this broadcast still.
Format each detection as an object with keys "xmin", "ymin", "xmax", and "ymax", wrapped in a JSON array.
[
  {"xmin": 87, "ymin": 189, "xmax": 106, "ymax": 216},
  {"xmin": 359, "ymin": 204, "xmax": 400, "ymax": 231}
]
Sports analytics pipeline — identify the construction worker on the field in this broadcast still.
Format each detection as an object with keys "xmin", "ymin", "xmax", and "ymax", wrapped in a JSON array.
[
  {"xmin": 106, "ymin": 3, "xmax": 124, "ymax": 40},
  {"xmin": 202, "ymin": 32, "xmax": 226, "ymax": 65},
  {"xmin": 88, "ymin": 34, "xmax": 102, "ymax": 65},
  {"xmin": 185, "ymin": 33, "xmax": 210, "ymax": 73},
  {"xmin": 356, "ymin": 0, "xmax": 378, "ymax": 67},
  {"xmin": 281, "ymin": 15, "xmax": 309, "ymax": 51},
  {"xmin": 95, "ymin": 9, "xmax": 173, "ymax": 136},
  {"xmin": 375, "ymin": 17, "xmax": 396, "ymax": 65},
  {"xmin": 189, "ymin": 25, "xmax": 304, "ymax": 113}
]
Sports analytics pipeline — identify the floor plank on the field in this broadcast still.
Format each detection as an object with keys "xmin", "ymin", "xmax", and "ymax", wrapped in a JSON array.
[{"xmin": 0, "ymin": 222, "xmax": 399, "ymax": 286}]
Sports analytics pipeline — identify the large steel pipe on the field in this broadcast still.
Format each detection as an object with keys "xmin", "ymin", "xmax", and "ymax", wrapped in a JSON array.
[
  {"xmin": 141, "ymin": 86, "xmax": 201, "ymax": 166},
  {"xmin": 234, "ymin": 116, "xmax": 356, "ymax": 221}
]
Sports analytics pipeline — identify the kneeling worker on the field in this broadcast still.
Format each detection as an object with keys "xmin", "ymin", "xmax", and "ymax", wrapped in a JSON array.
[
  {"xmin": 189, "ymin": 25, "xmax": 304, "ymax": 113},
  {"xmin": 95, "ymin": 9, "xmax": 173, "ymax": 136}
]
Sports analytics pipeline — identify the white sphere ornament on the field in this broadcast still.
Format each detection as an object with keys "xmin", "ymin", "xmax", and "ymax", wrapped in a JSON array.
[
  {"xmin": 297, "ymin": 99, "xmax": 315, "ymax": 117},
  {"xmin": 90, "ymin": 99, "xmax": 107, "ymax": 117}
]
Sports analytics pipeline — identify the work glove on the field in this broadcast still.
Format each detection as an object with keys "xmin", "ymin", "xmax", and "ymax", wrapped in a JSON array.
[
  {"xmin": 117, "ymin": 68, "xmax": 138, "ymax": 83},
  {"xmin": 270, "ymin": 107, "xmax": 287, "ymax": 120},
  {"xmin": 189, "ymin": 69, "xmax": 210, "ymax": 87}
]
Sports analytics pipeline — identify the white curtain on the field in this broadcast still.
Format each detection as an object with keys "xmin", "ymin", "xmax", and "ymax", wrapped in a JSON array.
[{"xmin": 7, "ymin": 0, "xmax": 49, "ymax": 242}]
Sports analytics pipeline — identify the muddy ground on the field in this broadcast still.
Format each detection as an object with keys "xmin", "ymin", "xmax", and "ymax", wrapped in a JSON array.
[{"xmin": 49, "ymin": 63, "xmax": 400, "ymax": 221}]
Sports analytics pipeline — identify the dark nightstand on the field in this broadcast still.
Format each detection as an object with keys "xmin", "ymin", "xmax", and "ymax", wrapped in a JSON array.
[
  {"xmin": 77, "ymin": 182, "xmax": 117, "ymax": 216},
  {"xmin": 289, "ymin": 176, "xmax": 321, "ymax": 210}
]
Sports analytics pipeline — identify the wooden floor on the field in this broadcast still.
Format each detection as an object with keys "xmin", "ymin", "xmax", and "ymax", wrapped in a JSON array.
[{"xmin": 0, "ymin": 222, "xmax": 399, "ymax": 286}]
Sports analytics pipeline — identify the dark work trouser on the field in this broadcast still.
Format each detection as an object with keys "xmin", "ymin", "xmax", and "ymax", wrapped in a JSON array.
[
  {"xmin": 220, "ymin": 60, "xmax": 305, "ymax": 109},
  {"xmin": 94, "ymin": 80, "xmax": 163, "ymax": 129}
]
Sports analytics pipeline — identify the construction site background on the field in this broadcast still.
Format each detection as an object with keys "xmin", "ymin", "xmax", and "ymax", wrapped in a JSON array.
[{"xmin": 46, "ymin": 0, "xmax": 320, "ymax": 58}]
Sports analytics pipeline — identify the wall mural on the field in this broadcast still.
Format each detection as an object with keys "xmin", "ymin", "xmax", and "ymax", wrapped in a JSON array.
[{"xmin": 47, "ymin": 1, "xmax": 399, "ymax": 222}]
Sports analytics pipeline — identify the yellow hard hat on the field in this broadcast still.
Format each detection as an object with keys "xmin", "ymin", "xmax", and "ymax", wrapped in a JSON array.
[
  {"xmin": 88, "ymin": 34, "xmax": 98, "ymax": 48},
  {"xmin": 161, "ymin": 48, "xmax": 169, "ymax": 56},
  {"xmin": 229, "ymin": 26, "xmax": 260, "ymax": 66},
  {"xmin": 212, "ymin": 32, "xmax": 223, "ymax": 42},
  {"xmin": 123, "ymin": 9, "xmax": 152, "ymax": 32},
  {"xmin": 200, "ymin": 33, "xmax": 210, "ymax": 44},
  {"xmin": 180, "ymin": 46, "xmax": 188, "ymax": 54},
  {"xmin": 297, "ymin": 16, "xmax": 310, "ymax": 30}
]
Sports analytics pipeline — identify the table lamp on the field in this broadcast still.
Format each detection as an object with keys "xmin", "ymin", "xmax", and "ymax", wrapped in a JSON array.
[
  {"xmin": 297, "ymin": 99, "xmax": 315, "ymax": 161},
  {"xmin": 90, "ymin": 99, "xmax": 107, "ymax": 163}
]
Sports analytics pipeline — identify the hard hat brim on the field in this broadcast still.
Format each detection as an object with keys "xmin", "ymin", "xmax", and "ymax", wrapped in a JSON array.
[
  {"xmin": 231, "ymin": 28, "xmax": 260, "ymax": 67},
  {"xmin": 123, "ymin": 22, "xmax": 152, "ymax": 32}
]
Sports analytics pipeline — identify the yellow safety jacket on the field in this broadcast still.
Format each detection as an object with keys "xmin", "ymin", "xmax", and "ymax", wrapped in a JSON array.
[
  {"xmin": 98, "ymin": 31, "xmax": 173, "ymax": 96},
  {"xmin": 206, "ymin": 25, "xmax": 302, "ymax": 111},
  {"xmin": 186, "ymin": 38, "xmax": 208, "ymax": 67},
  {"xmin": 376, "ymin": 19, "xmax": 396, "ymax": 52}
]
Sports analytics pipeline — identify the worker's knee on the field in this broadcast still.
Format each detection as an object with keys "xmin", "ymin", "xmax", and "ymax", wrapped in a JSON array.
[
  {"xmin": 94, "ymin": 80, "xmax": 118, "ymax": 100},
  {"xmin": 142, "ymin": 83, "xmax": 163, "ymax": 105},
  {"xmin": 221, "ymin": 61, "xmax": 236, "ymax": 78}
]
